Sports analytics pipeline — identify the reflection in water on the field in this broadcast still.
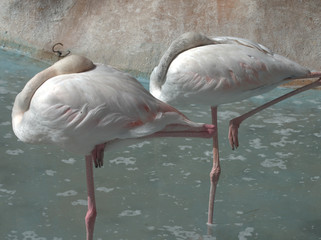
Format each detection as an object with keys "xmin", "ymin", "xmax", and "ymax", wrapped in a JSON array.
[{"xmin": 1, "ymin": 49, "xmax": 320, "ymax": 239}]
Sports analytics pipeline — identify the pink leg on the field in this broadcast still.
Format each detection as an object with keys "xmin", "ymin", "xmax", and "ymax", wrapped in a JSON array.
[
  {"xmin": 149, "ymin": 124, "xmax": 216, "ymax": 138},
  {"xmin": 229, "ymin": 77, "xmax": 321, "ymax": 149},
  {"xmin": 85, "ymin": 155, "xmax": 97, "ymax": 240},
  {"xmin": 207, "ymin": 106, "xmax": 221, "ymax": 225}
]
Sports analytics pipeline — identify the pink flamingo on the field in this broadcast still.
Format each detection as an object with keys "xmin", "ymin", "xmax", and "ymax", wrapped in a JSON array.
[
  {"xmin": 11, "ymin": 55, "xmax": 216, "ymax": 240},
  {"xmin": 149, "ymin": 32, "xmax": 321, "ymax": 225}
]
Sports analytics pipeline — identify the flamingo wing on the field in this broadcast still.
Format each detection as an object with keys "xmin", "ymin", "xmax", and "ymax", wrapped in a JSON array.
[
  {"xmin": 16, "ymin": 64, "xmax": 203, "ymax": 155},
  {"xmin": 154, "ymin": 41, "xmax": 309, "ymax": 106},
  {"xmin": 211, "ymin": 36, "xmax": 273, "ymax": 55}
]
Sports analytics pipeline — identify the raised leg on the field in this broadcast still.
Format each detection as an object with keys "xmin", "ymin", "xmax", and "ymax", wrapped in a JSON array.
[
  {"xmin": 207, "ymin": 106, "xmax": 221, "ymax": 226},
  {"xmin": 85, "ymin": 155, "xmax": 97, "ymax": 240},
  {"xmin": 229, "ymin": 77, "xmax": 321, "ymax": 149}
]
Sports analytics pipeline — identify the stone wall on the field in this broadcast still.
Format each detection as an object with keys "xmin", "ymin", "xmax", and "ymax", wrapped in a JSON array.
[{"xmin": 1, "ymin": 0, "xmax": 320, "ymax": 73}]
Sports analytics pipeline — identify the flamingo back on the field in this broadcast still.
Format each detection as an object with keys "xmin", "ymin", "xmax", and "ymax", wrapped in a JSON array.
[{"xmin": 151, "ymin": 42, "xmax": 309, "ymax": 106}]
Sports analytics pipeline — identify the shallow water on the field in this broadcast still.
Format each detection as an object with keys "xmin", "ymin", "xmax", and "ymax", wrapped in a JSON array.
[{"xmin": 1, "ymin": 49, "xmax": 321, "ymax": 240}]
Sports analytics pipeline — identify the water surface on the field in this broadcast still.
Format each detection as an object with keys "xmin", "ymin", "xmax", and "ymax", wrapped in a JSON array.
[{"xmin": 1, "ymin": 49, "xmax": 320, "ymax": 240}]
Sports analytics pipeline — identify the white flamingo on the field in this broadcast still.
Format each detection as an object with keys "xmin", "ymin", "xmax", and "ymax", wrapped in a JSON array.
[
  {"xmin": 11, "ymin": 55, "xmax": 216, "ymax": 240},
  {"xmin": 150, "ymin": 32, "xmax": 321, "ymax": 225}
]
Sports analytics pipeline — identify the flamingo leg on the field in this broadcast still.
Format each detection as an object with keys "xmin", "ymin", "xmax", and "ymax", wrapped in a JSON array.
[
  {"xmin": 229, "ymin": 77, "xmax": 321, "ymax": 149},
  {"xmin": 85, "ymin": 155, "xmax": 97, "ymax": 240},
  {"xmin": 207, "ymin": 106, "xmax": 221, "ymax": 226}
]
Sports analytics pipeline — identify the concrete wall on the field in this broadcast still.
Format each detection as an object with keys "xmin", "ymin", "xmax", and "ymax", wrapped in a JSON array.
[{"xmin": 1, "ymin": 0, "xmax": 320, "ymax": 73}]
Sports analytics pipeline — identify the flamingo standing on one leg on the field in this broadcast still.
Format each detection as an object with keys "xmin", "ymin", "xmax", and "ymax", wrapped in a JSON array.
[
  {"xmin": 11, "ymin": 55, "xmax": 216, "ymax": 240},
  {"xmin": 149, "ymin": 32, "xmax": 321, "ymax": 225}
]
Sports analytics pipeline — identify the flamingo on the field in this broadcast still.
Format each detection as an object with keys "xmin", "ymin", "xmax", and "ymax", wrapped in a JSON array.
[
  {"xmin": 11, "ymin": 55, "xmax": 216, "ymax": 240},
  {"xmin": 149, "ymin": 32, "xmax": 321, "ymax": 225}
]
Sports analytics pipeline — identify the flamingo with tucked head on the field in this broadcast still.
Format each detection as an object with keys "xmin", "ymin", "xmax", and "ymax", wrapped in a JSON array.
[
  {"xmin": 12, "ymin": 55, "xmax": 216, "ymax": 240},
  {"xmin": 150, "ymin": 32, "xmax": 321, "ymax": 225}
]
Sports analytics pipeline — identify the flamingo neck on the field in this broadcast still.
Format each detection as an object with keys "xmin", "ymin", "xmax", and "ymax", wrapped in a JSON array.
[
  {"xmin": 12, "ymin": 55, "xmax": 95, "ymax": 128},
  {"xmin": 150, "ymin": 32, "xmax": 217, "ymax": 89}
]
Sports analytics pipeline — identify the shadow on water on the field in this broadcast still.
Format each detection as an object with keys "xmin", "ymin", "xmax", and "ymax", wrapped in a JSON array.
[{"xmin": 1, "ymin": 49, "xmax": 321, "ymax": 240}]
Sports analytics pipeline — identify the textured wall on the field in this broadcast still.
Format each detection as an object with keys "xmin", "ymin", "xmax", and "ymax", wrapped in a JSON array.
[{"xmin": 1, "ymin": 0, "xmax": 320, "ymax": 73}]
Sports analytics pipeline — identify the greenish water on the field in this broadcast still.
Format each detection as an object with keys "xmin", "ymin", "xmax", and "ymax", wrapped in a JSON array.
[{"xmin": 1, "ymin": 48, "xmax": 320, "ymax": 240}]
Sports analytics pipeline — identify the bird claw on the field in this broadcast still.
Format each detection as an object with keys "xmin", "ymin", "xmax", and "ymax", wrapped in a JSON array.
[
  {"xmin": 228, "ymin": 119, "xmax": 240, "ymax": 150},
  {"xmin": 91, "ymin": 143, "xmax": 106, "ymax": 168}
]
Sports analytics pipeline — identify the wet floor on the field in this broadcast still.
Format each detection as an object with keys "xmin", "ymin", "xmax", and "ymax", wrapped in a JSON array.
[{"xmin": 1, "ymin": 48, "xmax": 321, "ymax": 240}]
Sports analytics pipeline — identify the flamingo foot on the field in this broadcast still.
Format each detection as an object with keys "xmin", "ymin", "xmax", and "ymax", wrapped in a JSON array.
[
  {"xmin": 91, "ymin": 143, "xmax": 106, "ymax": 168},
  {"xmin": 228, "ymin": 118, "xmax": 240, "ymax": 150}
]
